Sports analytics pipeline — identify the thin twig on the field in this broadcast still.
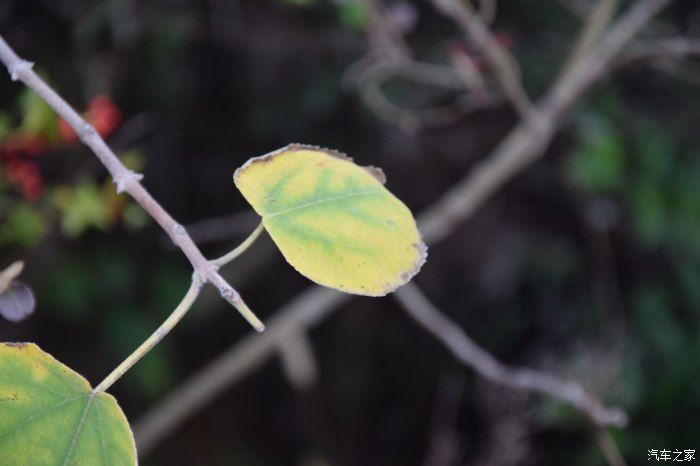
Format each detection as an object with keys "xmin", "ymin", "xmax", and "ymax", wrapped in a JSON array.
[
  {"xmin": 541, "ymin": 0, "xmax": 675, "ymax": 120},
  {"xmin": 276, "ymin": 330, "xmax": 319, "ymax": 391},
  {"xmin": 349, "ymin": 51, "xmax": 498, "ymax": 131},
  {"xmin": 562, "ymin": 0, "xmax": 622, "ymax": 75},
  {"xmin": 619, "ymin": 37, "xmax": 700, "ymax": 65},
  {"xmin": 397, "ymin": 60, "xmax": 466, "ymax": 90},
  {"xmin": 431, "ymin": 0, "xmax": 535, "ymax": 118},
  {"xmin": 93, "ymin": 278, "xmax": 203, "ymax": 394},
  {"xmin": 345, "ymin": 0, "xmax": 499, "ymax": 132},
  {"xmin": 596, "ymin": 428, "xmax": 628, "ymax": 466},
  {"xmin": 212, "ymin": 221, "xmax": 265, "ymax": 267},
  {"xmin": 394, "ymin": 283, "xmax": 627, "ymax": 427},
  {"xmin": 170, "ymin": 210, "xmax": 259, "ymax": 246},
  {"xmin": 134, "ymin": 287, "xmax": 349, "ymax": 454},
  {"xmin": 0, "ymin": 35, "xmax": 265, "ymax": 332},
  {"xmin": 473, "ymin": 0, "xmax": 497, "ymax": 25}
]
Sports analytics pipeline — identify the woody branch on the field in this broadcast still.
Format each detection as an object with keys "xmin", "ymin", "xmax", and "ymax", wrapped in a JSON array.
[{"xmin": 0, "ymin": 35, "xmax": 263, "ymax": 333}]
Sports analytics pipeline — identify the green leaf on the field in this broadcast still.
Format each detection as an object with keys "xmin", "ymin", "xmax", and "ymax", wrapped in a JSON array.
[
  {"xmin": 0, "ymin": 202, "xmax": 46, "ymax": 247},
  {"xmin": 630, "ymin": 178, "xmax": 667, "ymax": 246},
  {"xmin": 565, "ymin": 117, "xmax": 626, "ymax": 193},
  {"xmin": 0, "ymin": 112, "xmax": 13, "ymax": 141},
  {"xmin": 634, "ymin": 123, "xmax": 675, "ymax": 180},
  {"xmin": 18, "ymin": 88, "xmax": 58, "ymax": 142},
  {"xmin": 234, "ymin": 145, "xmax": 426, "ymax": 296},
  {"xmin": 338, "ymin": 2, "xmax": 370, "ymax": 30},
  {"xmin": 51, "ymin": 181, "xmax": 110, "ymax": 237},
  {"xmin": 0, "ymin": 343, "xmax": 136, "ymax": 465}
]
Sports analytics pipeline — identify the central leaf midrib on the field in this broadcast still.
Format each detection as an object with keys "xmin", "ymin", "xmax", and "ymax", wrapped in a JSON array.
[
  {"xmin": 265, "ymin": 190, "xmax": 382, "ymax": 219},
  {"xmin": 61, "ymin": 394, "xmax": 94, "ymax": 466}
]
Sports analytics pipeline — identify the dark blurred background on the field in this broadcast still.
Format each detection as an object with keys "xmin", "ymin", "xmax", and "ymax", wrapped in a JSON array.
[{"xmin": 1, "ymin": 0, "xmax": 700, "ymax": 465}]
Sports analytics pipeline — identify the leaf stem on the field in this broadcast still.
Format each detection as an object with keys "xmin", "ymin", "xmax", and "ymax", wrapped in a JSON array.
[
  {"xmin": 93, "ymin": 278, "xmax": 203, "ymax": 394},
  {"xmin": 212, "ymin": 221, "xmax": 265, "ymax": 267}
]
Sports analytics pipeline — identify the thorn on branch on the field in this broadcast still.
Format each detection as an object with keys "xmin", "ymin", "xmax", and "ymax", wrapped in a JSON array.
[
  {"xmin": 8, "ymin": 60, "xmax": 33, "ymax": 81},
  {"xmin": 113, "ymin": 170, "xmax": 144, "ymax": 194}
]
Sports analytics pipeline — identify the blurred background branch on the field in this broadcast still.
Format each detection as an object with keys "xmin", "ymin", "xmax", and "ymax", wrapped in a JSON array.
[
  {"xmin": 430, "ymin": 0, "xmax": 534, "ymax": 119},
  {"xmin": 394, "ymin": 282, "xmax": 626, "ymax": 427}
]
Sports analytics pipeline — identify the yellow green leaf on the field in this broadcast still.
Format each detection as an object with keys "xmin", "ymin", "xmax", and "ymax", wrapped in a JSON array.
[
  {"xmin": 0, "ymin": 343, "xmax": 136, "ymax": 465},
  {"xmin": 234, "ymin": 144, "xmax": 427, "ymax": 296}
]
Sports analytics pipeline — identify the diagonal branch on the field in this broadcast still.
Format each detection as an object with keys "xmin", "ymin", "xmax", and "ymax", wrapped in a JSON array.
[
  {"xmin": 0, "ymin": 35, "xmax": 264, "ymax": 333},
  {"xmin": 541, "ymin": 0, "xmax": 674, "ymax": 118},
  {"xmin": 563, "ymin": 0, "xmax": 622, "ymax": 74},
  {"xmin": 393, "ymin": 282, "xmax": 627, "ymax": 427}
]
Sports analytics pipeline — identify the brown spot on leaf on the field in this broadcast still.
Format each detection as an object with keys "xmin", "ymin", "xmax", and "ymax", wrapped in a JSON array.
[
  {"xmin": 364, "ymin": 166, "xmax": 386, "ymax": 184},
  {"xmin": 278, "ymin": 143, "xmax": 354, "ymax": 163},
  {"xmin": 3, "ymin": 342, "xmax": 27, "ymax": 348},
  {"xmin": 234, "ymin": 143, "xmax": 354, "ymax": 183},
  {"xmin": 0, "ymin": 393, "xmax": 21, "ymax": 402}
]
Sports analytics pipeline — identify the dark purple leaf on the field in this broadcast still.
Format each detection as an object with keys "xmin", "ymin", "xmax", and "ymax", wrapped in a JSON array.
[{"xmin": 0, "ymin": 280, "xmax": 36, "ymax": 322}]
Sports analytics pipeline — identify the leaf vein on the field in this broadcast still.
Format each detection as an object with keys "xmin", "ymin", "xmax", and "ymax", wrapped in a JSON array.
[
  {"xmin": 61, "ymin": 394, "xmax": 94, "ymax": 466},
  {"xmin": 94, "ymin": 397, "xmax": 110, "ymax": 466},
  {"xmin": 0, "ymin": 394, "xmax": 86, "ymax": 442},
  {"xmin": 265, "ymin": 190, "xmax": 382, "ymax": 219}
]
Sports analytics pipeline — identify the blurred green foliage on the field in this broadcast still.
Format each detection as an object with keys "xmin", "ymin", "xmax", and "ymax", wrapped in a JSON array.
[
  {"xmin": 0, "ymin": 202, "xmax": 46, "ymax": 246},
  {"xmin": 567, "ymin": 96, "xmax": 700, "ymax": 251},
  {"xmin": 337, "ymin": 1, "xmax": 370, "ymax": 30},
  {"xmin": 564, "ymin": 92, "xmax": 700, "ymax": 461},
  {"xmin": 18, "ymin": 84, "xmax": 58, "ymax": 142}
]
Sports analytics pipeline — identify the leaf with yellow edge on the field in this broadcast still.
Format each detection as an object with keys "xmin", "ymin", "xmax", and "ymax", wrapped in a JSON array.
[
  {"xmin": 234, "ymin": 144, "xmax": 427, "ymax": 296},
  {"xmin": 0, "ymin": 343, "xmax": 136, "ymax": 466}
]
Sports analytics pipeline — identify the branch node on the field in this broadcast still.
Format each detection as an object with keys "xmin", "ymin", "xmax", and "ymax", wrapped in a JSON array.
[
  {"xmin": 77, "ymin": 122, "xmax": 97, "ymax": 141},
  {"xmin": 220, "ymin": 286, "xmax": 239, "ymax": 304},
  {"xmin": 113, "ymin": 170, "xmax": 144, "ymax": 194},
  {"xmin": 191, "ymin": 270, "xmax": 206, "ymax": 288},
  {"xmin": 8, "ymin": 60, "xmax": 33, "ymax": 81},
  {"xmin": 172, "ymin": 223, "xmax": 187, "ymax": 237}
]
